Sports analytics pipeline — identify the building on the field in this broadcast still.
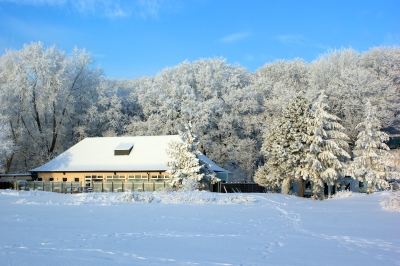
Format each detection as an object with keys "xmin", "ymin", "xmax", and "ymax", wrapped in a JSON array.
[
  {"xmin": 291, "ymin": 177, "xmax": 361, "ymax": 197},
  {"xmin": 29, "ymin": 135, "xmax": 230, "ymax": 192}
]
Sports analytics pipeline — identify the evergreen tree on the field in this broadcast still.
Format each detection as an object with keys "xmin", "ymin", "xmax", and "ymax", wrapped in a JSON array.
[
  {"xmin": 255, "ymin": 95, "xmax": 311, "ymax": 195},
  {"xmin": 167, "ymin": 122, "xmax": 219, "ymax": 191},
  {"xmin": 350, "ymin": 101, "xmax": 397, "ymax": 193},
  {"xmin": 297, "ymin": 93, "xmax": 351, "ymax": 199}
]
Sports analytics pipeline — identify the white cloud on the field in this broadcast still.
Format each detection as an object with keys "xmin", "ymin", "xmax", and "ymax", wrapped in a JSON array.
[
  {"xmin": 383, "ymin": 33, "xmax": 400, "ymax": 46},
  {"xmin": 136, "ymin": 0, "xmax": 163, "ymax": 19},
  {"xmin": 220, "ymin": 32, "xmax": 251, "ymax": 43},
  {"xmin": 0, "ymin": 0, "xmax": 170, "ymax": 18},
  {"xmin": 276, "ymin": 34, "xmax": 329, "ymax": 50},
  {"xmin": 276, "ymin": 34, "xmax": 306, "ymax": 46},
  {"xmin": 244, "ymin": 54, "xmax": 254, "ymax": 61},
  {"xmin": 0, "ymin": 0, "xmax": 67, "ymax": 7}
]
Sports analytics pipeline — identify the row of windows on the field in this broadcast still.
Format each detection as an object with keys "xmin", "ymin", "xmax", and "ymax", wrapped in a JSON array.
[
  {"xmin": 37, "ymin": 177, "xmax": 80, "ymax": 182},
  {"xmin": 100, "ymin": 175, "xmax": 170, "ymax": 179},
  {"xmin": 37, "ymin": 175, "xmax": 170, "ymax": 181}
]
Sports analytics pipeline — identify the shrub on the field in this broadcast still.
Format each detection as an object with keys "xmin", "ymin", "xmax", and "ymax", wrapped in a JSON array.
[{"xmin": 380, "ymin": 191, "xmax": 400, "ymax": 212}]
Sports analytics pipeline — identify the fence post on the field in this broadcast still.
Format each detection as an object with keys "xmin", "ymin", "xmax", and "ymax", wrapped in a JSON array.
[{"xmin": 112, "ymin": 180, "xmax": 114, "ymax": 192}]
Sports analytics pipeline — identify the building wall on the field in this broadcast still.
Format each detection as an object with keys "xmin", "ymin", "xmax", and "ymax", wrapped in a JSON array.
[
  {"xmin": 36, "ymin": 171, "xmax": 170, "ymax": 183},
  {"xmin": 292, "ymin": 178, "xmax": 360, "ymax": 197}
]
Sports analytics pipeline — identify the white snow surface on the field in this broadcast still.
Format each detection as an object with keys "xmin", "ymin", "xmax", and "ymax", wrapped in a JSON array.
[
  {"xmin": 0, "ymin": 190, "xmax": 399, "ymax": 266},
  {"xmin": 30, "ymin": 135, "xmax": 228, "ymax": 172}
]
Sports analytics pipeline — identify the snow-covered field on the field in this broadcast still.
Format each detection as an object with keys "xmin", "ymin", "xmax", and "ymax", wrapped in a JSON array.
[{"xmin": 0, "ymin": 190, "xmax": 399, "ymax": 266}]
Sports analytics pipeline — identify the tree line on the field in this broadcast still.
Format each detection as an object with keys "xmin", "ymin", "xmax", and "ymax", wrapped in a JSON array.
[{"xmin": 0, "ymin": 42, "xmax": 399, "ymax": 182}]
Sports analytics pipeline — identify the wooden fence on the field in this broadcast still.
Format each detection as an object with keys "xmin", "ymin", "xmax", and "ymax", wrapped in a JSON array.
[
  {"xmin": 221, "ymin": 183, "xmax": 265, "ymax": 193},
  {"xmin": 0, "ymin": 182, "xmax": 11, "ymax": 190}
]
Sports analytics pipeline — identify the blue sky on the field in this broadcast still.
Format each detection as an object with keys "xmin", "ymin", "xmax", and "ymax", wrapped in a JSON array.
[{"xmin": 0, "ymin": 0, "xmax": 399, "ymax": 79}]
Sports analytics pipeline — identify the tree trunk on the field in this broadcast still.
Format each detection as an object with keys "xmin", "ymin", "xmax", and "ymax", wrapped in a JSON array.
[
  {"xmin": 298, "ymin": 177, "xmax": 304, "ymax": 197},
  {"xmin": 5, "ymin": 154, "xmax": 14, "ymax": 174}
]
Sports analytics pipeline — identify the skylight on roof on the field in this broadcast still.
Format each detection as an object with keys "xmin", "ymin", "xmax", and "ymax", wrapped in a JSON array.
[{"xmin": 114, "ymin": 143, "xmax": 134, "ymax": 156}]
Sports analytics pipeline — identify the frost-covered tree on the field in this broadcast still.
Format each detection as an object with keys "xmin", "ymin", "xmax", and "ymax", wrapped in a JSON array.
[
  {"xmin": 307, "ymin": 48, "xmax": 399, "ymax": 143},
  {"xmin": 297, "ymin": 93, "xmax": 351, "ymax": 199},
  {"xmin": 123, "ymin": 58, "xmax": 261, "ymax": 181},
  {"xmin": 255, "ymin": 96, "xmax": 311, "ymax": 195},
  {"xmin": 350, "ymin": 101, "xmax": 397, "ymax": 193},
  {"xmin": 252, "ymin": 58, "xmax": 309, "ymax": 125},
  {"xmin": 0, "ymin": 119, "xmax": 14, "ymax": 173},
  {"xmin": 166, "ymin": 122, "xmax": 219, "ymax": 191},
  {"xmin": 0, "ymin": 42, "xmax": 113, "ymax": 173}
]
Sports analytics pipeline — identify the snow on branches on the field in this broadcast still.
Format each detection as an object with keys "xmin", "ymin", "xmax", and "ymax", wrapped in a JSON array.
[
  {"xmin": 166, "ymin": 122, "xmax": 219, "ymax": 191},
  {"xmin": 0, "ymin": 120, "xmax": 14, "ymax": 173},
  {"xmin": 255, "ymin": 95, "xmax": 311, "ymax": 194},
  {"xmin": 350, "ymin": 101, "xmax": 398, "ymax": 193},
  {"xmin": 255, "ymin": 93, "xmax": 351, "ymax": 199},
  {"xmin": 299, "ymin": 93, "xmax": 351, "ymax": 199}
]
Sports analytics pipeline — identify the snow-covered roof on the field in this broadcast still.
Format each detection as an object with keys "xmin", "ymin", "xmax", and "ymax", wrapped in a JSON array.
[{"xmin": 30, "ymin": 135, "xmax": 229, "ymax": 173}]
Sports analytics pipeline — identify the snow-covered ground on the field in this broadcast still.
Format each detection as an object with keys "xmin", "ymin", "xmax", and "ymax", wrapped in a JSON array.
[{"xmin": 0, "ymin": 190, "xmax": 399, "ymax": 266}]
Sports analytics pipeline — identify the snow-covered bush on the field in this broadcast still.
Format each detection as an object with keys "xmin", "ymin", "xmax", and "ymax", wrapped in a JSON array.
[
  {"xmin": 380, "ymin": 191, "xmax": 400, "ymax": 212},
  {"xmin": 331, "ymin": 190, "xmax": 354, "ymax": 199},
  {"xmin": 73, "ymin": 191, "xmax": 254, "ymax": 205}
]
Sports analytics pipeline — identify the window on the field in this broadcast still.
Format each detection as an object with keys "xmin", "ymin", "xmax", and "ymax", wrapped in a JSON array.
[
  {"xmin": 49, "ymin": 178, "xmax": 54, "ymax": 181},
  {"xmin": 38, "ymin": 178, "xmax": 43, "ymax": 181},
  {"xmin": 359, "ymin": 181, "xmax": 364, "ymax": 188},
  {"xmin": 106, "ymin": 175, "xmax": 125, "ymax": 179},
  {"xmin": 152, "ymin": 175, "xmax": 167, "ymax": 180},
  {"xmin": 114, "ymin": 143, "xmax": 134, "ymax": 155},
  {"xmin": 97, "ymin": 176, "xmax": 103, "ymax": 179},
  {"xmin": 305, "ymin": 181, "xmax": 312, "ymax": 191},
  {"xmin": 63, "ymin": 178, "xmax": 67, "ymax": 182},
  {"xmin": 141, "ymin": 175, "xmax": 147, "ymax": 179},
  {"xmin": 128, "ymin": 175, "xmax": 135, "ymax": 179},
  {"xmin": 74, "ymin": 178, "xmax": 79, "ymax": 182}
]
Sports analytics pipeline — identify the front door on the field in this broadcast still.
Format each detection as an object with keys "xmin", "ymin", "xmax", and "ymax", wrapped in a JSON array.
[{"xmin": 85, "ymin": 176, "xmax": 92, "ymax": 187}]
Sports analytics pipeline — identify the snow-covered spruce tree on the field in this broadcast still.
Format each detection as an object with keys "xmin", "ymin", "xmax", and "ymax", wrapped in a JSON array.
[
  {"xmin": 255, "ymin": 95, "xmax": 311, "ymax": 195},
  {"xmin": 166, "ymin": 122, "xmax": 219, "ymax": 191},
  {"xmin": 297, "ymin": 93, "xmax": 351, "ymax": 199},
  {"xmin": 350, "ymin": 101, "xmax": 397, "ymax": 194},
  {"xmin": 254, "ymin": 142, "xmax": 289, "ymax": 192}
]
